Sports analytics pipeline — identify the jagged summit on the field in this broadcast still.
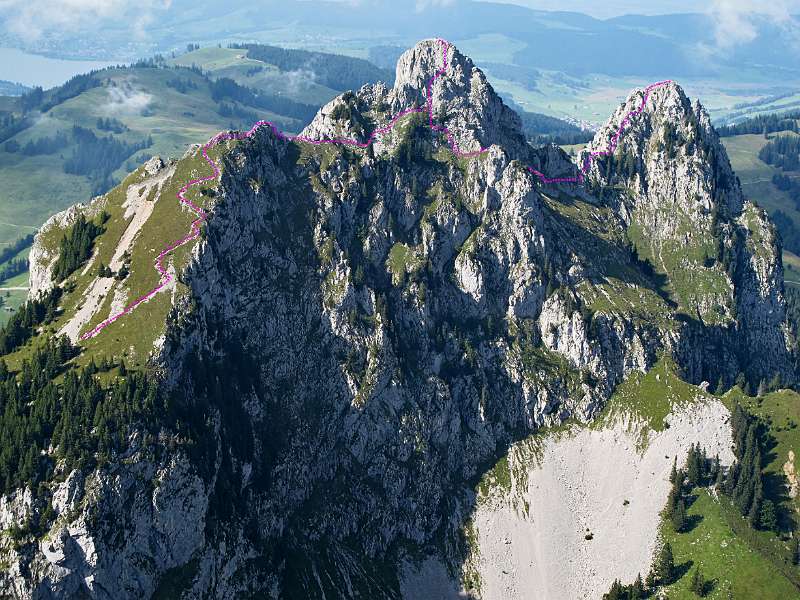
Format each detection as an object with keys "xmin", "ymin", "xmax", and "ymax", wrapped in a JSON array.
[
  {"xmin": 583, "ymin": 80, "xmax": 743, "ymax": 215},
  {"xmin": 302, "ymin": 38, "xmax": 528, "ymax": 158},
  {"xmin": 578, "ymin": 79, "xmax": 792, "ymax": 384}
]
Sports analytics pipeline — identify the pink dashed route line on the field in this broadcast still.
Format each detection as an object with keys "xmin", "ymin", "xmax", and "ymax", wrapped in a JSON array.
[
  {"xmin": 79, "ymin": 38, "xmax": 671, "ymax": 340},
  {"xmin": 526, "ymin": 78, "xmax": 673, "ymax": 184}
]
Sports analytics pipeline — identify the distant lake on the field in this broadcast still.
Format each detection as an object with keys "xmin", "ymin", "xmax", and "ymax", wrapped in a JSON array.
[{"xmin": 0, "ymin": 47, "xmax": 120, "ymax": 89}]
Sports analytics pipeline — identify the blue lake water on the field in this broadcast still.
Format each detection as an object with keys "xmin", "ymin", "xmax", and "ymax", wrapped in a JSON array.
[{"xmin": 0, "ymin": 47, "xmax": 119, "ymax": 89}]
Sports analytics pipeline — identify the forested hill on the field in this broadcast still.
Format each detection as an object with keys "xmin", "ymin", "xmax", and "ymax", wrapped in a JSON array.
[
  {"xmin": 231, "ymin": 43, "xmax": 395, "ymax": 91},
  {"xmin": 717, "ymin": 111, "xmax": 800, "ymax": 138}
]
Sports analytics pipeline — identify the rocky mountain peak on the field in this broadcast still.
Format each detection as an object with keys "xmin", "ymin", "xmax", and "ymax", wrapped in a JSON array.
[
  {"xmin": 578, "ymin": 79, "xmax": 792, "ymax": 386},
  {"xmin": 583, "ymin": 80, "xmax": 743, "ymax": 217},
  {"xmin": 302, "ymin": 38, "xmax": 528, "ymax": 157}
]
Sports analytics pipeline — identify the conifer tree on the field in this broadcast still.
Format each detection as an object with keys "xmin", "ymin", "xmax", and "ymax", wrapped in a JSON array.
[
  {"xmin": 687, "ymin": 444, "xmax": 701, "ymax": 487},
  {"xmin": 748, "ymin": 494, "xmax": 761, "ymax": 528},
  {"xmin": 631, "ymin": 573, "xmax": 644, "ymax": 600},
  {"xmin": 603, "ymin": 579, "xmax": 623, "ymax": 600},
  {"xmin": 645, "ymin": 569, "xmax": 657, "ymax": 589},
  {"xmin": 759, "ymin": 499, "xmax": 777, "ymax": 531},
  {"xmin": 655, "ymin": 542, "xmax": 675, "ymax": 584},
  {"xmin": 710, "ymin": 454, "xmax": 720, "ymax": 480},
  {"xmin": 690, "ymin": 567, "xmax": 706, "ymax": 596},
  {"xmin": 715, "ymin": 463, "xmax": 725, "ymax": 489},
  {"xmin": 671, "ymin": 499, "xmax": 687, "ymax": 532}
]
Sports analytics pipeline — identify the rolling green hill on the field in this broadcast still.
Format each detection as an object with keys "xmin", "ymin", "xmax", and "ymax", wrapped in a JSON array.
[
  {"xmin": 168, "ymin": 44, "xmax": 394, "ymax": 107},
  {"xmin": 720, "ymin": 131, "xmax": 800, "ymax": 286}
]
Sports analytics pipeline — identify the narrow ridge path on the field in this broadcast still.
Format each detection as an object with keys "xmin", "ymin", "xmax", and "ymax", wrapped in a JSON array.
[{"xmin": 80, "ymin": 38, "xmax": 671, "ymax": 340}]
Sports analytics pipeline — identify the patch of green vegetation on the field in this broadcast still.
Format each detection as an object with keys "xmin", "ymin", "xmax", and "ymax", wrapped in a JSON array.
[
  {"xmin": 352, "ymin": 345, "xmax": 379, "ymax": 408},
  {"xmin": 458, "ymin": 225, "xmax": 483, "ymax": 260},
  {"xmin": 460, "ymin": 518, "xmax": 483, "ymax": 594},
  {"xmin": 317, "ymin": 235, "xmax": 335, "ymax": 267},
  {"xmin": 51, "ymin": 213, "xmax": 106, "ymax": 283},
  {"xmin": 542, "ymin": 193, "xmax": 624, "ymax": 247},
  {"xmin": 626, "ymin": 215, "xmax": 731, "ymax": 326},
  {"xmin": 724, "ymin": 387, "xmax": 800, "ymax": 513},
  {"xmin": 474, "ymin": 410, "xmax": 582, "ymax": 510},
  {"xmin": 386, "ymin": 242, "xmax": 422, "ymax": 285},
  {"xmin": 476, "ymin": 454, "xmax": 512, "ymax": 499},
  {"xmin": 661, "ymin": 489, "xmax": 799, "ymax": 599},
  {"xmin": 740, "ymin": 203, "xmax": 773, "ymax": 262},
  {"xmin": 297, "ymin": 141, "xmax": 341, "ymax": 173},
  {"xmin": 595, "ymin": 357, "xmax": 701, "ymax": 440},
  {"xmin": 323, "ymin": 270, "xmax": 348, "ymax": 308},
  {"xmin": 431, "ymin": 145, "xmax": 479, "ymax": 174},
  {"xmin": 580, "ymin": 278, "xmax": 674, "ymax": 328},
  {"xmin": 0, "ymin": 289, "xmax": 28, "ymax": 326},
  {"xmin": 541, "ymin": 194, "xmax": 677, "ymax": 328}
]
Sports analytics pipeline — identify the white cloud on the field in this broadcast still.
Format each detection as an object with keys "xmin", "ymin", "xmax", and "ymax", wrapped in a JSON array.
[
  {"xmin": 708, "ymin": 0, "xmax": 799, "ymax": 49},
  {"xmin": 0, "ymin": 0, "xmax": 171, "ymax": 41},
  {"xmin": 105, "ymin": 80, "xmax": 152, "ymax": 114},
  {"xmin": 283, "ymin": 68, "xmax": 317, "ymax": 93}
]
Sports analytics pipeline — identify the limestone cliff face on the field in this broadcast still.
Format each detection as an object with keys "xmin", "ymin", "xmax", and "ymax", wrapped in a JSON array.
[
  {"xmin": 28, "ymin": 205, "xmax": 85, "ymax": 299},
  {"xmin": 1, "ymin": 40, "xmax": 795, "ymax": 599},
  {"xmin": 582, "ymin": 81, "xmax": 794, "ymax": 387}
]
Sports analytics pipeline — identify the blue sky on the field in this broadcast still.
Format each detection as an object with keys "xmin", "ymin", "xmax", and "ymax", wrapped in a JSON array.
[{"xmin": 0, "ymin": 0, "xmax": 798, "ymax": 43}]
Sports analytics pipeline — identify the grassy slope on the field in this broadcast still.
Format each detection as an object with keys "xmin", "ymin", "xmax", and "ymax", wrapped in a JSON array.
[
  {"xmin": 661, "ymin": 488, "xmax": 799, "ymax": 599},
  {"xmin": 75, "ymin": 143, "xmax": 234, "ymax": 367},
  {"xmin": 594, "ymin": 357, "xmax": 698, "ymax": 435},
  {"xmin": 658, "ymin": 386, "xmax": 800, "ymax": 599},
  {"xmin": 167, "ymin": 47, "xmax": 342, "ymax": 106},
  {"xmin": 0, "ymin": 135, "xmax": 243, "ymax": 372},
  {"xmin": 0, "ymin": 66, "xmax": 302, "ymax": 249}
]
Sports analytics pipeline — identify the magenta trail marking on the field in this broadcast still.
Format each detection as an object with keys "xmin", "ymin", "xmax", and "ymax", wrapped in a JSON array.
[{"xmin": 79, "ymin": 39, "xmax": 670, "ymax": 340}]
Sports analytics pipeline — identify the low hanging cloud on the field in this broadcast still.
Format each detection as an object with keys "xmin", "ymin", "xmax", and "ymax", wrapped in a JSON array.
[
  {"xmin": 708, "ymin": 0, "xmax": 799, "ymax": 49},
  {"xmin": 284, "ymin": 68, "xmax": 318, "ymax": 94},
  {"xmin": 0, "ymin": 0, "xmax": 172, "ymax": 41},
  {"xmin": 105, "ymin": 81, "xmax": 153, "ymax": 114}
]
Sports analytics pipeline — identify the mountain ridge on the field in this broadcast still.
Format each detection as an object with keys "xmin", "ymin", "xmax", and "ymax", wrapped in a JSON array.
[
  {"xmin": 69, "ymin": 38, "xmax": 668, "ymax": 340},
  {"xmin": 1, "ymin": 37, "xmax": 796, "ymax": 599}
]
